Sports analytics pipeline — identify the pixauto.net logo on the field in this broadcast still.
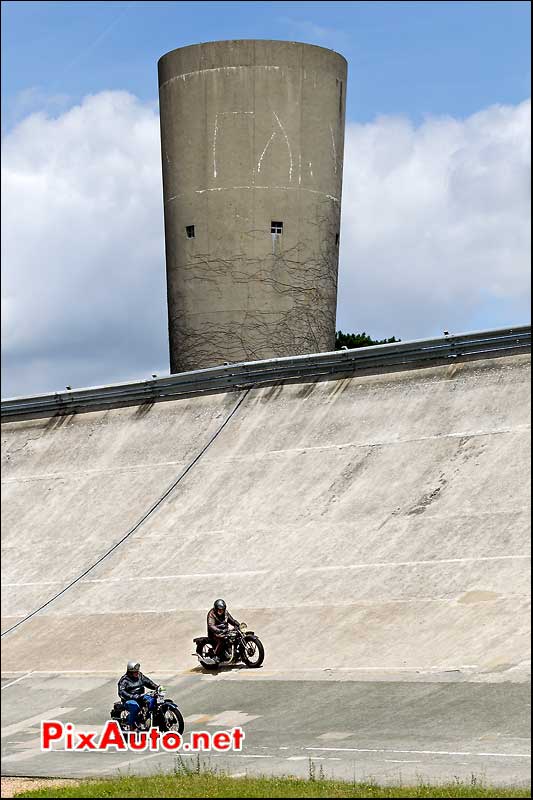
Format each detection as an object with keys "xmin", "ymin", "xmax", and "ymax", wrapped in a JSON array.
[{"xmin": 41, "ymin": 720, "xmax": 245, "ymax": 753}]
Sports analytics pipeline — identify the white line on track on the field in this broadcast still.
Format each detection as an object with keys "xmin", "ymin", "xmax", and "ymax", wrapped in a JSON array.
[
  {"xmin": 4, "ymin": 554, "xmax": 528, "ymax": 587},
  {"xmin": 176, "ymin": 752, "xmax": 274, "ymax": 759},
  {"xmin": 193, "ymin": 753, "xmax": 274, "ymax": 759},
  {"xmin": 1, "ymin": 671, "xmax": 33, "ymax": 690},
  {"xmin": 306, "ymin": 747, "xmax": 530, "ymax": 758},
  {"xmin": 0, "ymin": 665, "xmax": 484, "ymax": 675},
  {"xmin": 0, "ymin": 670, "xmax": 180, "ymax": 675},
  {"xmin": 3, "ymin": 423, "xmax": 530, "ymax": 490},
  {"xmin": 221, "ymin": 665, "xmax": 481, "ymax": 672},
  {"xmin": 301, "ymin": 555, "xmax": 530, "ymax": 573},
  {"xmin": 234, "ymin": 425, "xmax": 531, "ymax": 457},
  {"xmin": 4, "ymin": 570, "xmax": 269, "ymax": 586}
]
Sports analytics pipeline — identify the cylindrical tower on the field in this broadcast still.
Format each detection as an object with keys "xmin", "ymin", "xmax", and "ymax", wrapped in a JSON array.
[{"xmin": 158, "ymin": 39, "xmax": 347, "ymax": 373}]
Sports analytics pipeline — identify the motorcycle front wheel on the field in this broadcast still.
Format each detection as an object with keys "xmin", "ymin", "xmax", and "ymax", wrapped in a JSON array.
[
  {"xmin": 158, "ymin": 705, "xmax": 185, "ymax": 734},
  {"xmin": 241, "ymin": 635, "xmax": 264, "ymax": 668}
]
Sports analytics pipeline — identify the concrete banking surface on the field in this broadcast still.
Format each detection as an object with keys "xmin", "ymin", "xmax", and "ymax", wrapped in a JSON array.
[{"xmin": 1, "ymin": 353, "xmax": 530, "ymax": 785}]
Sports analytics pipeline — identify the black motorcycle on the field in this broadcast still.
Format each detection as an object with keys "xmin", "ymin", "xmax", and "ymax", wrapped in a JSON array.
[
  {"xmin": 193, "ymin": 622, "xmax": 264, "ymax": 669},
  {"xmin": 110, "ymin": 686, "xmax": 184, "ymax": 733}
]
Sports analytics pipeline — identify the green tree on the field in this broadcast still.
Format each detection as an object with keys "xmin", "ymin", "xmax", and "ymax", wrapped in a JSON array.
[{"xmin": 335, "ymin": 331, "xmax": 400, "ymax": 350}]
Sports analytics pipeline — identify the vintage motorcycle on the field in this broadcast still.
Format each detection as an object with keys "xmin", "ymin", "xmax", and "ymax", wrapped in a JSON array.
[
  {"xmin": 110, "ymin": 686, "xmax": 184, "ymax": 733},
  {"xmin": 193, "ymin": 622, "xmax": 264, "ymax": 669}
]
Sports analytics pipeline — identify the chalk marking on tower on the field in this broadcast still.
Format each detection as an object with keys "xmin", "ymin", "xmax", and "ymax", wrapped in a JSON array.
[
  {"xmin": 257, "ymin": 132, "xmax": 277, "ymax": 173},
  {"xmin": 329, "ymin": 124, "xmax": 338, "ymax": 174},
  {"xmin": 273, "ymin": 111, "xmax": 293, "ymax": 182}
]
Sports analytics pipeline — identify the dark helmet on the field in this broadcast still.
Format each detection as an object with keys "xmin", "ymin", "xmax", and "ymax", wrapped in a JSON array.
[{"xmin": 214, "ymin": 599, "xmax": 226, "ymax": 614}]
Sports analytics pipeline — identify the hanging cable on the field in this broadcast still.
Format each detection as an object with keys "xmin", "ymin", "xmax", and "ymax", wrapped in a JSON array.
[{"xmin": 2, "ymin": 387, "xmax": 252, "ymax": 637}]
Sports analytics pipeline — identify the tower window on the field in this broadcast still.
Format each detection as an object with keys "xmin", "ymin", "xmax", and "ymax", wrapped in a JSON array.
[
  {"xmin": 335, "ymin": 233, "xmax": 340, "ymax": 246},
  {"xmin": 185, "ymin": 225, "xmax": 195, "ymax": 239},
  {"xmin": 271, "ymin": 221, "xmax": 283, "ymax": 235}
]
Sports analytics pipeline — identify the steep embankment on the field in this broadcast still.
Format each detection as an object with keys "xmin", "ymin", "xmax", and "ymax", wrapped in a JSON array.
[{"xmin": 2, "ymin": 353, "xmax": 530, "ymax": 680}]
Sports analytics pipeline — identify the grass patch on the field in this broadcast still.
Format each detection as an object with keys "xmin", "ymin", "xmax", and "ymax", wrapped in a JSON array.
[{"xmin": 14, "ymin": 761, "xmax": 532, "ymax": 799}]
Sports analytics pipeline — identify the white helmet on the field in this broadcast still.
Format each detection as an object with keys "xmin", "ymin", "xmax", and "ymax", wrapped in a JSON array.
[{"xmin": 127, "ymin": 660, "xmax": 140, "ymax": 672}]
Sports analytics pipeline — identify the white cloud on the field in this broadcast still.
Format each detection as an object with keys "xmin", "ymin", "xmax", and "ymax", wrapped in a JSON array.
[
  {"xmin": 1, "ymin": 92, "xmax": 530, "ymax": 397},
  {"xmin": 1, "ymin": 92, "xmax": 168, "ymax": 398},
  {"xmin": 337, "ymin": 100, "xmax": 531, "ymax": 339}
]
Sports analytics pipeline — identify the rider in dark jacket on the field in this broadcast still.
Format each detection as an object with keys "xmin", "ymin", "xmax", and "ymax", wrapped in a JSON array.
[
  {"xmin": 207, "ymin": 599, "xmax": 240, "ymax": 662},
  {"xmin": 118, "ymin": 660, "xmax": 159, "ymax": 729}
]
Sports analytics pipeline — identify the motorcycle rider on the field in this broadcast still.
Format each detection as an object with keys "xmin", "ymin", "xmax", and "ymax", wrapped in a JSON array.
[
  {"xmin": 117, "ymin": 660, "xmax": 159, "ymax": 730},
  {"xmin": 207, "ymin": 599, "xmax": 240, "ymax": 663}
]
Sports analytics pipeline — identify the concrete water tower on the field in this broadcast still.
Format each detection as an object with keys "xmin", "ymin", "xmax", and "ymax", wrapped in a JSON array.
[{"xmin": 158, "ymin": 39, "xmax": 347, "ymax": 373}]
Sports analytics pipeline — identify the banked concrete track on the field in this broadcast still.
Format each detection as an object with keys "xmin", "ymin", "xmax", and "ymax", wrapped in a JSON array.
[{"xmin": 1, "ymin": 343, "xmax": 531, "ymax": 785}]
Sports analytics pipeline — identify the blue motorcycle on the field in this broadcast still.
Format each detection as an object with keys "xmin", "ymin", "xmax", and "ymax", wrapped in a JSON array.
[{"xmin": 111, "ymin": 686, "xmax": 184, "ymax": 733}]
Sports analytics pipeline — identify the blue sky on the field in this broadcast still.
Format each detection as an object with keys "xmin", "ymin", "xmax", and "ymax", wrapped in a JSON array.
[
  {"xmin": 2, "ymin": 1, "xmax": 531, "ymax": 130},
  {"xmin": 1, "ymin": 1, "xmax": 531, "ymax": 396}
]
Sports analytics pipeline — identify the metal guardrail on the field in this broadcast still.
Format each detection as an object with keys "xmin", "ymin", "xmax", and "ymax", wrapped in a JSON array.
[{"xmin": 1, "ymin": 325, "xmax": 530, "ymax": 421}]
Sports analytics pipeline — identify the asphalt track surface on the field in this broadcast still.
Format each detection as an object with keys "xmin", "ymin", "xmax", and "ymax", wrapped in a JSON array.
[
  {"xmin": 2, "ymin": 670, "xmax": 531, "ymax": 786},
  {"xmin": 1, "ymin": 352, "xmax": 531, "ymax": 785}
]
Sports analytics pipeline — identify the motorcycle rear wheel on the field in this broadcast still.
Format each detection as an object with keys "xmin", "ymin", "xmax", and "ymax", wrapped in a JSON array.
[
  {"xmin": 115, "ymin": 709, "xmax": 129, "ymax": 729},
  {"xmin": 197, "ymin": 641, "xmax": 219, "ymax": 669}
]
